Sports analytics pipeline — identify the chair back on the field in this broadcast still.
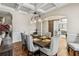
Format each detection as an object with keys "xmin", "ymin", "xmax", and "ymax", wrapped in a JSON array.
[
  {"xmin": 45, "ymin": 32, "xmax": 51, "ymax": 37},
  {"xmin": 67, "ymin": 33, "xmax": 77, "ymax": 43},
  {"xmin": 26, "ymin": 35, "xmax": 34, "ymax": 52},
  {"xmin": 50, "ymin": 36, "xmax": 60, "ymax": 54},
  {"xmin": 21, "ymin": 33, "xmax": 26, "ymax": 44}
]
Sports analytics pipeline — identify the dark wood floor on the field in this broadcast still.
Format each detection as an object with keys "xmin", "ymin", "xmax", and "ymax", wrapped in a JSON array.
[
  {"xmin": 1, "ymin": 36, "xmax": 79, "ymax": 56},
  {"xmin": 12, "ymin": 37, "xmax": 69, "ymax": 56},
  {"xmin": 12, "ymin": 37, "xmax": 79, "ymax": 56},
  {"xmin": 12, "ymin": 42, "xmax": 28, "ymax": 56}
]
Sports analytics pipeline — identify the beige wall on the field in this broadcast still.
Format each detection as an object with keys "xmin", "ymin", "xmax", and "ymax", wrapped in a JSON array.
[
  {"xmin": 42, "ymin": 20, "xmax": 48, "ymax": 34},
  {"xmin": 12, "ymin": 11, "xmax": 36, "ymax": 42},
  {"xmin": 36, "ymin": 22, "xmax": 41, "ymax": 34},
  {"xmin": 0, "ymin": 5, "xmax": 36, "ymax": 43},
  {"xmin": 36, "ymin": 20, "xmax": 48, "ymax": 35},
  {"xmin": 44, "ymin": 3, "xmax": 79, "ymax": 34}
]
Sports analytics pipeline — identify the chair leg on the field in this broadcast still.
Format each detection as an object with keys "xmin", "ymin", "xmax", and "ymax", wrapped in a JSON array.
[
  {"xmin": 22, "ymin": 44, "xmax": 25, "ymax": 50},
  {"xmin": 27, "ymin": 51, "xmax": 31, "ymax": 56},
  {"xmin": 68, "ymin": 46, "xmax": 70, "ymax": 53},
  {"xmin": 39, "ymin": 51, "xmax": 48, "ymax": 56},
  {"xmin": 69, "ymin": 48, "xmax": 75, "ymax": 56},
  {"xmin": 53, "ymin": 54, "xmax": 57, "ymax": 56},
  {"xmin": 68, "ymin": 47, "xmax": 70, "ymax": 55},
  {"xmin": 74, "ymin": 51, "xmax": 79, "ymax": 56},
  {"xmin": 27, "ymin": 50, "xmax": 41, "ymax": 56},
  {"xmin": 32, "ymin": 52, "xmax": 35, "ymax": 56},
  {"xmin": 39, "ymin": 50, "xmax": 40, "ymax": 56}
]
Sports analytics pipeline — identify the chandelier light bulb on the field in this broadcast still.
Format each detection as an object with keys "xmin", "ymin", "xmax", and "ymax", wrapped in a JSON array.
[
  {"xmin": 34, "ymin": 20, "xmax": 36, "ymax": 23},
  {"xmin": 38, "ymin": 19, "xmax": 42, "ymax": 22}
]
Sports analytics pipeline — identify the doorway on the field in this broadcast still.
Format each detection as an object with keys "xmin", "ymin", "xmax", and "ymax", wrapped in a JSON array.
[
  {"xmin": 48, "ymin": 19, "xmax": 60, "ymax": 37},
  {"xmin": 48, "ymin": 20, "xmax": 54, "ymax": 36},
  {"xmin": 0, "ymin": 11, "xmax": 13, "ymax": 56}
]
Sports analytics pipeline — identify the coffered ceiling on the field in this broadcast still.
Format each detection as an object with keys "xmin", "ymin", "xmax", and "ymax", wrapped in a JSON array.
[{"xmin": 1, "ymin": 3, "xmax": 68, "ymax": 14}]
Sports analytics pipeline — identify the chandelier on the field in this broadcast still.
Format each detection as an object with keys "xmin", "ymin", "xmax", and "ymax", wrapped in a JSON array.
[{"xmin": 30, "ymin": 4, "xmax": 42, "ymax": 23}]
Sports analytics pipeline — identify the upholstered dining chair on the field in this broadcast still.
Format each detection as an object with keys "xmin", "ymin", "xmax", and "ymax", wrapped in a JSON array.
[
  {"xmin": 67, "ymin": 33, "xmax": 77, "ymax": 43},
  {"xmin": 68, "ymin": 43, "xmax": 79, "ymax": 56},
  {"xmin": 26, "ymin": 35, "xmax": 39, "ymax": 56},
  {"xmin": 67, "ymin": 33, "xmax": 77, "ymax": 53},
  {"xmin": 40, "ymin": 35, "xmax": 60, "ymax": 56},
  {"xmin": 45, "ymin": 32, "xmax": 51, "ymax": 37},
  {"xmin": 21, "ymin": 33, "xmax": 26, "ymax": 49},
  {"xmin": 67, "ymin": 33, "xmax": 79, "ymax": 55}
]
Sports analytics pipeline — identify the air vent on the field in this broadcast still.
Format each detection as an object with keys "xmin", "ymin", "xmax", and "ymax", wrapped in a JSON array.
[{"xmin": 40, "ymin": 3, "xmax": 56, "ymax": 11}]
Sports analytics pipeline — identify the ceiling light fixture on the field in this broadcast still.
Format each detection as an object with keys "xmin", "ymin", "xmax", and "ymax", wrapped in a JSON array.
[{"xmin": 31, "ymin": 4, "xmax": 42, "ymax": 23}]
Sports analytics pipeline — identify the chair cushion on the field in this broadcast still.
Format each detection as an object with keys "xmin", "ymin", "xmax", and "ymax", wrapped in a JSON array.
[
  {"xmin": 31, "ymin": 45, "xmax": 39, "ymax": 52},
  {"xmin": 68, "ymin": 43, "xmax": 79, "ymax": 51},
  {"xmin": 40, "ymin": 47, "xmax": 56, "ymax": 56}
]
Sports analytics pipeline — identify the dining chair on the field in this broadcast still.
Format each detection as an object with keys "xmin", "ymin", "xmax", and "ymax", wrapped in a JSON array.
[
  {"xmin": 67, "ymin": 33, "xmax": 77, "ymax": 53},
  {"xmin": 67, "ymin": 33, "xmax": 77, "ymax": 43},
  {"xmin": 26, "ymin": 35, "xmax": 39, "ymax": 56},
  {"xmin": 67, "ymin": 33, "xmax": 79, "ymax": 55},
  {"xmin": 68, "ymin": 43, "xmax": 79, "ymax": 56},
  {"xmin": 40, "ymin": 35, "xmax": 60, "ymax": 56},
  {"xmin": 45, "ymin": 32, "xmax": 51, "ymax": 37},
  {"xmin": 21, "ymin": 33, "xmax": 27, "ymax": 49}
]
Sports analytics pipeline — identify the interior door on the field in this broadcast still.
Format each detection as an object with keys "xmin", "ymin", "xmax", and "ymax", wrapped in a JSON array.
[{"xmin": 48, "ymin": 20, "xmax": 54, "ymax": 36}]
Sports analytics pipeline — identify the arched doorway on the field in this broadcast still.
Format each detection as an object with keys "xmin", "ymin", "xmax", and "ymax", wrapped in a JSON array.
[{"xmin": 0, "ymin": 10, "xmax": 13, "ymax": 55}]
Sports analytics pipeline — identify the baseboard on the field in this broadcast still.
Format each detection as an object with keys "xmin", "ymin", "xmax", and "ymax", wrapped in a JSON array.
[{"xmin": 12, "ymin": 41, "xmax": 21, "ymax": 44}]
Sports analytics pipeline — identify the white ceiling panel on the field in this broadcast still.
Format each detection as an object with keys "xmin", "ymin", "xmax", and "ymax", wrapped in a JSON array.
[
  {"xmin": 20, "ymin": 6, "xmax": 33, "ymax": 13},
  {"xmin": 40, "ymin": 3, "xmax": 56, "ymax": 11},
  {"xmin": 23, "ymin": 3, "xmax": 35, "ymax": 10},
  {"xmin": 0, "ymin": 3, "xmax": 68, "ymax": 14},
  {"xmin": 1, "ymin": 3, "xmax": 18, "ymax": 9},
  {"xmin": 30, "ymin": 3, "xmax": 44, "ymax": 8}
]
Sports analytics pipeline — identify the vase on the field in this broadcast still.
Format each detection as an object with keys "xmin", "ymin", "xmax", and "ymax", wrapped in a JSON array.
[{"xmin": 1, "ymin": 32, "xmax": 12, "ymax": 46}]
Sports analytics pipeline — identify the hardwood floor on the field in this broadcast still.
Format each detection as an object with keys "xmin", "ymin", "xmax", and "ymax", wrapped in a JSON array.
[
  {"xmin": 12, "ymin": 42, "xmax": 28, "ymax": 56},
  {"xmin": 12, "ymin": 36, "xmax": 69, "ymax": 56},
  {"xmin": 58, "ymin": 36, "xmax": 68, "ymax": 56}
]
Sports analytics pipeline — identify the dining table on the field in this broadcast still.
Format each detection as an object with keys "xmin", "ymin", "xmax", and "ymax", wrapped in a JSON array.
[{"xmin": 33, "ymin": 35, "xmax": 51, "ymax": 48}]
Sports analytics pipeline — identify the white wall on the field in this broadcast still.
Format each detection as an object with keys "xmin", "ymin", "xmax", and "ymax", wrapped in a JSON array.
[
  {"xmin": 36, "ymin": 20, "xmax": 48, "ymax": 35},
  {"xmin": 42, "ymin": 21, "xmax": 48, "ymax": 34},
  {"xmin": 0, "ymin": 5, "xmax": 36, "ymax": 43},
  {"xmin": 44, "ymin": 3, "xmax": 79, "ymax": 34},
  {"xmin": 12, "ymin": 11, "xmax": 36, "ymax": 42},
  {"xmin": 36, "ymin": 22, "xmax": 41, "ymax": 35}
]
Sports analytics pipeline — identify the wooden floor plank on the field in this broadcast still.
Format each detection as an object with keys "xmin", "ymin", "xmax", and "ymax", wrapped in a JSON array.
[{"xmin": 12, "ymin": 42, "xmax": 28, "ymax": 56}]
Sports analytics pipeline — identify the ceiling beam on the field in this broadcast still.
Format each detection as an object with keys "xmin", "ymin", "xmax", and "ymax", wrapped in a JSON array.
[
  {"xmin": 37, "ymin": 9, "xmax": 45, "ymax": 13},
  {"xmin": 38, "ymin": 4, "xmax": 47, "ymax": 9},
  {"xmin": 17, "ymin": 3, "xmax": 23, "ymax": 10},
  {"xmin": 22, "ymin": 3, "xmax": 35, "ymax": 10}
]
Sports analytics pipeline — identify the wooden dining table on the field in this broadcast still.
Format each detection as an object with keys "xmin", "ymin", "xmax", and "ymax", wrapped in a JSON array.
[{"xmin": 33, "ymin": 35, "xmax": 51, "ymax": 48}]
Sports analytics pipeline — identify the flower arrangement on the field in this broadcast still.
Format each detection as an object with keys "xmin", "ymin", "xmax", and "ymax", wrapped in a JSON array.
[{"xmin": 0, "ymin": 24, "xmax": 10, "ymax": 35}]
